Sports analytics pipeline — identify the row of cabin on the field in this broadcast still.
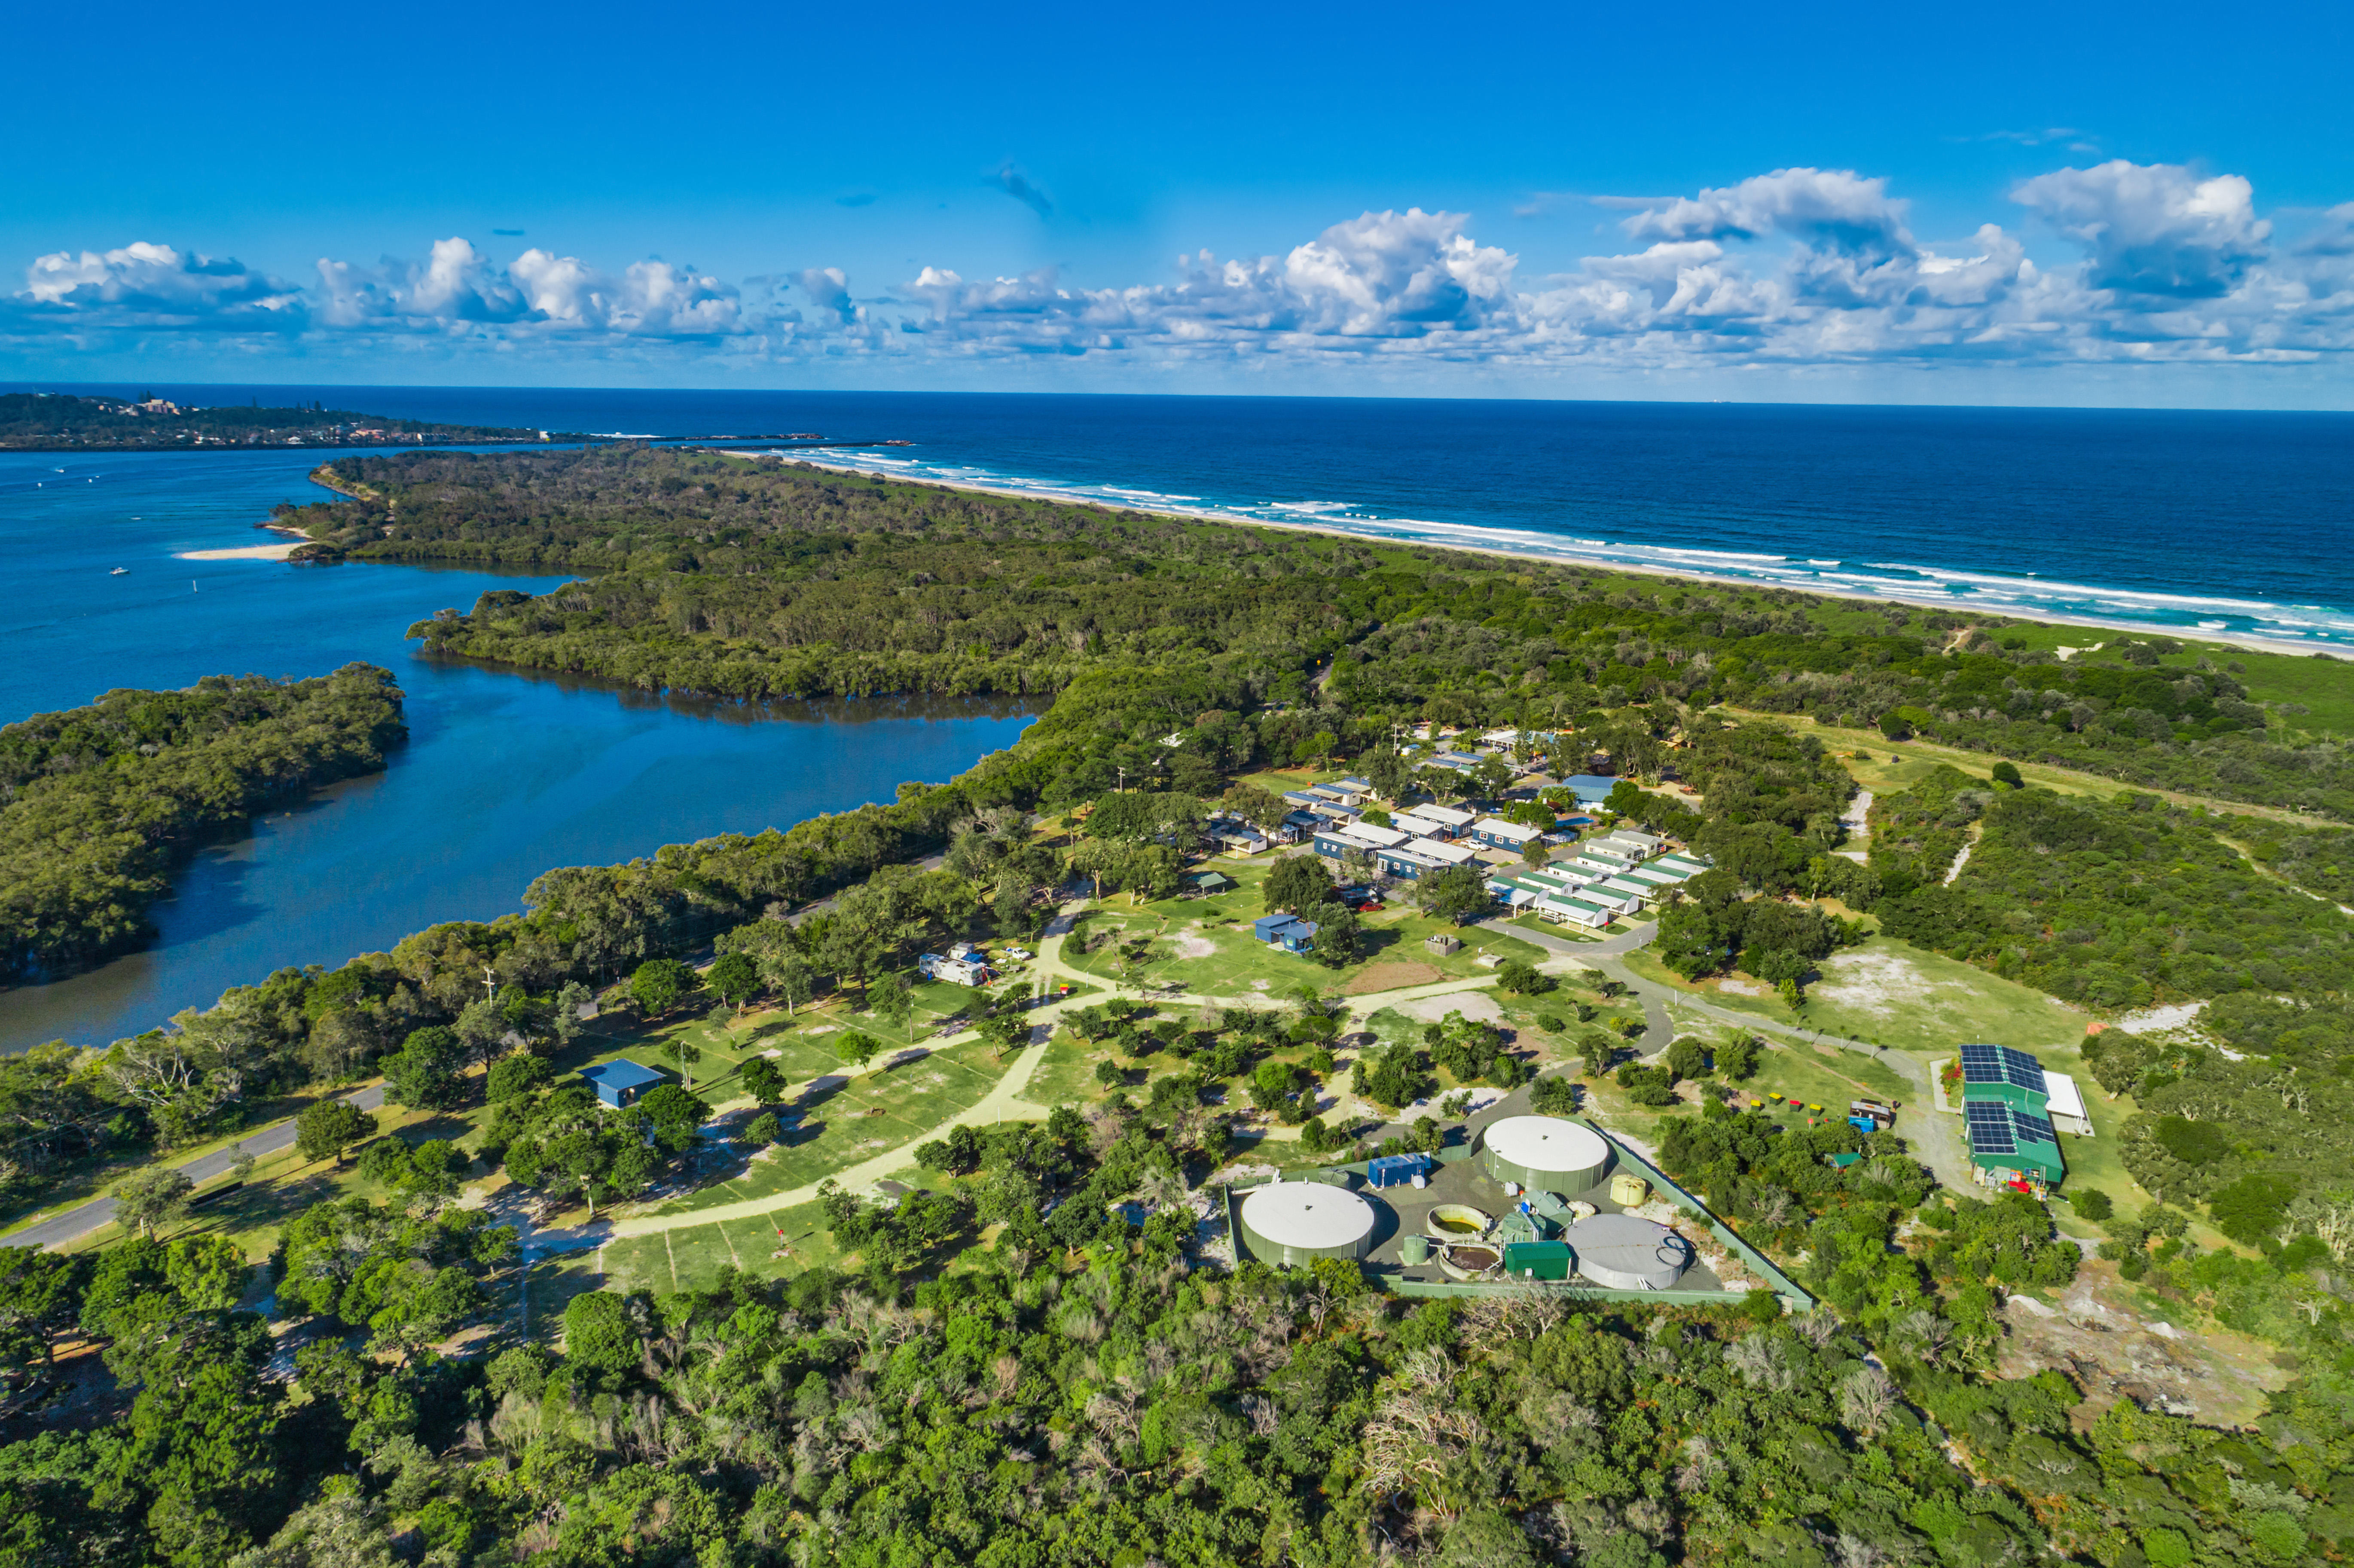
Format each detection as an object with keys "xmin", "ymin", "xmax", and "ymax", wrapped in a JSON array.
[
  {"xmin": 1956, "ymin": 1043, "xmax": 2093, "ymax": 1191},
  {"xmin": 1487, "ymin": 838, "xmax": 1703, "ymax": 927}
]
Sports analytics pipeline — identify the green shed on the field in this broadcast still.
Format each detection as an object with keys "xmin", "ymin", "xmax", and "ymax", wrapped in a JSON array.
[
  {"xmin": 1964, "ymin": 1102, "xmax": 2066, "ymax": 1187},
  {"xmin": 1957, "ymin": 1043, "xmax": 2051, "ymax": 1115},
  {"xmin": 1500, "ymin": 1241, "xmax": 1575, "ymax": 1281}
]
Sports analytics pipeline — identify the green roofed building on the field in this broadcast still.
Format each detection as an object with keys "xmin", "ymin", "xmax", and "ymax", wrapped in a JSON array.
[
  {"xmin": 1958, "ymin": 1043, "xmax": 2051, "ymax": 1115},
  {"xmin": 1965, "ymin": 1102, "xmax": 2066, "ymax": 1188},
  {"xmin": 1501, "ymin": 1240, "xmax": 1575, "ymax": 1281}
]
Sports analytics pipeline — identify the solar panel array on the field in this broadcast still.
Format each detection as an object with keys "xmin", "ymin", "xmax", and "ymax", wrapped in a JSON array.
[
  {"xmin": 1966, "ymin": 1101, "xmax": 2059, "ymax": 1154},
  {"xmin": 1958, "ymin": 1043, "xmax": 2047, "ymax": 1093},
  {"xmin": 1964, "ymin": 1101, "xmax": 2017, "ymax": 1153}
]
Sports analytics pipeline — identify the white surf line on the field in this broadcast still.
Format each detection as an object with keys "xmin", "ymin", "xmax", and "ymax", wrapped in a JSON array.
[{"xmin": 719, "ymin": 453, "xmax": 2349, "ymax": 661}]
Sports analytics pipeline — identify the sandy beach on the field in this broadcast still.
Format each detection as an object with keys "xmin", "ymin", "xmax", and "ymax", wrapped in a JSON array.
[
  {"xmin": 736, "ymin": 451, "xmax": 2342, "ymax": 663},
  {"xmin": 175, "ymin": 541, "xmax": 306, "ymax": 561}
]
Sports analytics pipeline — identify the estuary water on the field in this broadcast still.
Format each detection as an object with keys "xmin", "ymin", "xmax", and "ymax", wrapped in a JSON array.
[
  {"xmin": 26, "ymin": 384, "xmax": 2354, "ymax": 650},
  {"xmin": 0, "ymin": 447, "xmax": 1034, "ymax": 1051}
]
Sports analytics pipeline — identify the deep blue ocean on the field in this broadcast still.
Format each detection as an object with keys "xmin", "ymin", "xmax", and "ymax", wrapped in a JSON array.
[
  {"xmin": 3, "ymin": 384, "xmax": 2352, "ymax": 1050},
  {"xmin": 26, "ymin": 384, "xmax": 2354, "ymax": 647}
]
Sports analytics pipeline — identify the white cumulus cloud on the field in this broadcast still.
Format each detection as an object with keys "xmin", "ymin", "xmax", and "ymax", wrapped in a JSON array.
[
  {"xmin": 2012, "ymin": 160, "xmax": 2269, "ymax": 299},
  {"xmin": 16, "ymin": 241, "xmax": 306, "ymax": 330},
  {"xmin": 14, "ymin": 162, "xmax": 2354, "ymax": 381}
]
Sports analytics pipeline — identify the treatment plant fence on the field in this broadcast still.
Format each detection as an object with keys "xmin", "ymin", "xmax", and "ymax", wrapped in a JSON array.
[{"xmin": 1215, "ymin": 1124, "xmax": 1815, "ymax": 1314}]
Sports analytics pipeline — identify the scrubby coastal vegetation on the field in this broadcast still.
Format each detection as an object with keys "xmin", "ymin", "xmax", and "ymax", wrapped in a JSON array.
[
  {"xmin": 0, "ymin": 391, "xmax": 556, "ymax": 451},
  {"xmin": 0, "ymin": 665, "xmax": 405, "ymax": 978},
  {"xmin": 0, "ymin": 444, "xmax": 2347, "ymax": 1566}
]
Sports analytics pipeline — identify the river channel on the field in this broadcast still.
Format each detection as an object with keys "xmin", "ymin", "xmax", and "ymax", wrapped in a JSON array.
[{"xmin": 0, "ymin": 447, "xmax": 1034, "ymax": 1051}]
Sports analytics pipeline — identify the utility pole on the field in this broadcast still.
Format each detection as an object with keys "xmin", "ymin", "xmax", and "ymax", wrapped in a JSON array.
[{"xmin": 484, "ymin": 964, "xmax": 497, "ymax": 1001}]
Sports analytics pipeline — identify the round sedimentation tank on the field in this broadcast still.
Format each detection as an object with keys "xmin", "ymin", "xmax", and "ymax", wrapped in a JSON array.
[
  {"xmin": 1239, "ymin": 1181, "xmax": 1377, "ymax": 1266},
  {"xmin": 1480, "ymin": 1116, "xmax": 1613, "ymax": 1197},
  {"xmin": 1564, "ymin": 1213, "xmax": 1692, "ymax": 1290}
]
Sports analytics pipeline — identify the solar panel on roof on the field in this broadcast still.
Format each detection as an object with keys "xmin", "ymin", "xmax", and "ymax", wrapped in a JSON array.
[
  {"xmin": 1957, "ymin": 1043, "xmax": 2047, "ymax": 1091},
  {"xmin": 1966, "ymin": 1102, "xmax": 2017, "ymax": 1154},
  {"xmin": 1966, "ymin": 1102, "xmax": 2059, "ymax": 1156}
]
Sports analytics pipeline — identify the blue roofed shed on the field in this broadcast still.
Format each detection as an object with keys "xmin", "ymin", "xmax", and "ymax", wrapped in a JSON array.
[
  {"xmin": 1366, "ymin": 1153, "xmax": 1431, "ymax": 1188},
  {"xmin": 579, "ymin": 1059, "xmax": 666, "ymax": 1109}
]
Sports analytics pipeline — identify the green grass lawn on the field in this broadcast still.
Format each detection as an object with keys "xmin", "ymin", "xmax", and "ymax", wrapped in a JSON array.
[
  {"xmin": 1730, "ymin": 1040, "xmax": 1914, "ymax": 1113},
  {"xmin": 2216, "ymin": 646, "xmax": 2354, "ymax": 738},
  {"xmin": 1061, "ymin": 889, "xmax": 1544, "ymax": 1001},
  {"xmin": 633, "ymin": 1035, "xmax": 1015, "ymax": 1221},
  {"xmin": 1624, "ymin": 939, "xmax": 2088, "ymax": 1061},
  {"xmin": 1027, "ymin": 1025, "xmax": 1113, "ymax": 1109}
]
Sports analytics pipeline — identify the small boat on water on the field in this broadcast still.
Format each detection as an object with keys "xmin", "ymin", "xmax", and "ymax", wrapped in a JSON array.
[{"xmin": 109, "ymin": 567, "xmax": 128, "ymax": 575}]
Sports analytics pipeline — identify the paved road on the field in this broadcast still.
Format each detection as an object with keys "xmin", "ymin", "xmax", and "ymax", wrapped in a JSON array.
[{"xmin": 12, "ymin": 1085, "xmax": 387, "ymax": 1252}]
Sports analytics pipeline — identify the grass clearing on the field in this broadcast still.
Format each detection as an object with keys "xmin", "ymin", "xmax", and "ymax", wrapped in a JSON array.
[
  {"xmin": 1060, "ymin": 889, "xmax": 1536, "ymax": 999},
  {"xmin": 603, "ymin": 1199, "xmax": 843, "ymax": 1293},
  {"xmin": 635, "ymin": 1036, "xmax": 1011, "ymax": 1220},
  {"xmin": 1624, "ymin": 940, "xmax": 2088, "ymax": 1060}
]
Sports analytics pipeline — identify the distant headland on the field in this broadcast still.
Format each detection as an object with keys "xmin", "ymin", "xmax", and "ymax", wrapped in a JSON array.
[{"xmin": 0, "ymin": 390, "xmax": 583, "ymax": 451}]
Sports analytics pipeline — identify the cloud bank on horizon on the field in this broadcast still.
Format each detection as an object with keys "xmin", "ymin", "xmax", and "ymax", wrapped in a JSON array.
[{"xmin": 12, "ymin": 160, "xmax": 2352, "ymax": 384}]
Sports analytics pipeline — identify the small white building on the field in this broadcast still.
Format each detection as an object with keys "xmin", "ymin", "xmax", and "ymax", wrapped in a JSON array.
[
  {"xmin": 1534, "ymin": 894, "xmax": 1612, "ymax": 928},
  {"xmin": 2043, "ymin": 1070, "xmax": 2095, "ymax": 1137},
  {"xmin": 1470, "ymin": 816, "xmax": 1545, "ymax": 850}
]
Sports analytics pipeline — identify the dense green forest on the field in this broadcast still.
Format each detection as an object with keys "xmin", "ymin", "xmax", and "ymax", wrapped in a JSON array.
[
  {"xmin": 0, "ymin": 665, "xmax": 405, "ymax": 978},
  {"xmin": 280, "ymin": 445, "xmax": 2354, "ymax": 821},
  {"xmin": 0, "ymin": 392, "xmax": 550, "ymax": 451},
  {"xmin": 7, "ymin": 1089, "xmax": 2350, "ymax": 1568},
  {"xmin": 0, "ymin": 443, "xmax": 2345, "ymax": 1565}
]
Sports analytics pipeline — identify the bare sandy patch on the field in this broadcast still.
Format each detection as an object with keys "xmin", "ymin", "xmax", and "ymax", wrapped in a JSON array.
[
  {"xmin": 1172, "ymin": 933, "xmax": 1218, "ymax": 959},
  {"xmin": 1809, "ymin": 949, "xmax": 1967, "ymax": 1019},
  {"xmin": 175, "ymin": 541, "xmax": 304, "ymax": 561},
  {"xmin": 1342, "ymin": 960, "xmax": 1444, "ymax": 995},
  {"xmin": 2112, "ymin": 1001, "xmax": 2206, "ymax": 1035},
  {"xmin": 1401, "ymin": 990, "xmax": 1503, "ymax": 1025}
]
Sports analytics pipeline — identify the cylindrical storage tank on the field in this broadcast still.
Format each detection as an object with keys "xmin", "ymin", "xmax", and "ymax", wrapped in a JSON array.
[
  {"xmin": 1563, "ymin": 1214, "xmax": 1692, "ymax": 1290},
  {"xmin": 1481, "ymin": 1116, "xmax": 1614, "ymax": 1197},
  {"xmin": 1239, "ymin": 1181, "xmax": 1377, "ymax": 1266},
  {"xmin": 1400, "ymin": 1233, "xmax": 1431, "ymax": 1266},
  {"xmin": 1609, "ymin": 1173, "xmax": 1651, "ymax": 1207}
]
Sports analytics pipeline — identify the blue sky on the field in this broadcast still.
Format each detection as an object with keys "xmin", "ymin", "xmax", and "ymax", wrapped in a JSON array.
[{"xmin": 7, "ymin": 0, "xmax": 2353, "ymax": 405}]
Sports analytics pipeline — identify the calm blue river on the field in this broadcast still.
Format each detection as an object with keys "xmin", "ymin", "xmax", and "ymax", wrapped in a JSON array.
[{"xmin": 0, "ymin": 446, "xmax": 1032, "ymax": 1050}]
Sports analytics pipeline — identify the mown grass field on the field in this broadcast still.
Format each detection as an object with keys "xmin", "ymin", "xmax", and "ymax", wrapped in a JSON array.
[
  {"xmin": 1623, "ymin": 939, "xmax": 2089, "ymax": 1059},
  {"xmin": 1061, "ymin": 864, "xmax": 1547, "ymax": 999}
]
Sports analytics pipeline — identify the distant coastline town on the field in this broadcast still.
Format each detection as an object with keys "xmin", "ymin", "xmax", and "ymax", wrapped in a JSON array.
[{"xmin": 0, "ymin": 390, "xmax": 575, "ymax": 451}]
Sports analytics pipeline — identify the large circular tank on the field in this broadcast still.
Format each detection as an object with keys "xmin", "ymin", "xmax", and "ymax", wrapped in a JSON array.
[
  {"xmin": 1239, "ymin": 1181, "xmax": 1376, "ymax": 1266},
  {"xmin": 1563, "ymin": 1213, "xmax": 1692, "ymax": 1290},
  {"xmin": 1480, "ymin": 1116, "xmax": 1613, "ymax": 1197}
]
